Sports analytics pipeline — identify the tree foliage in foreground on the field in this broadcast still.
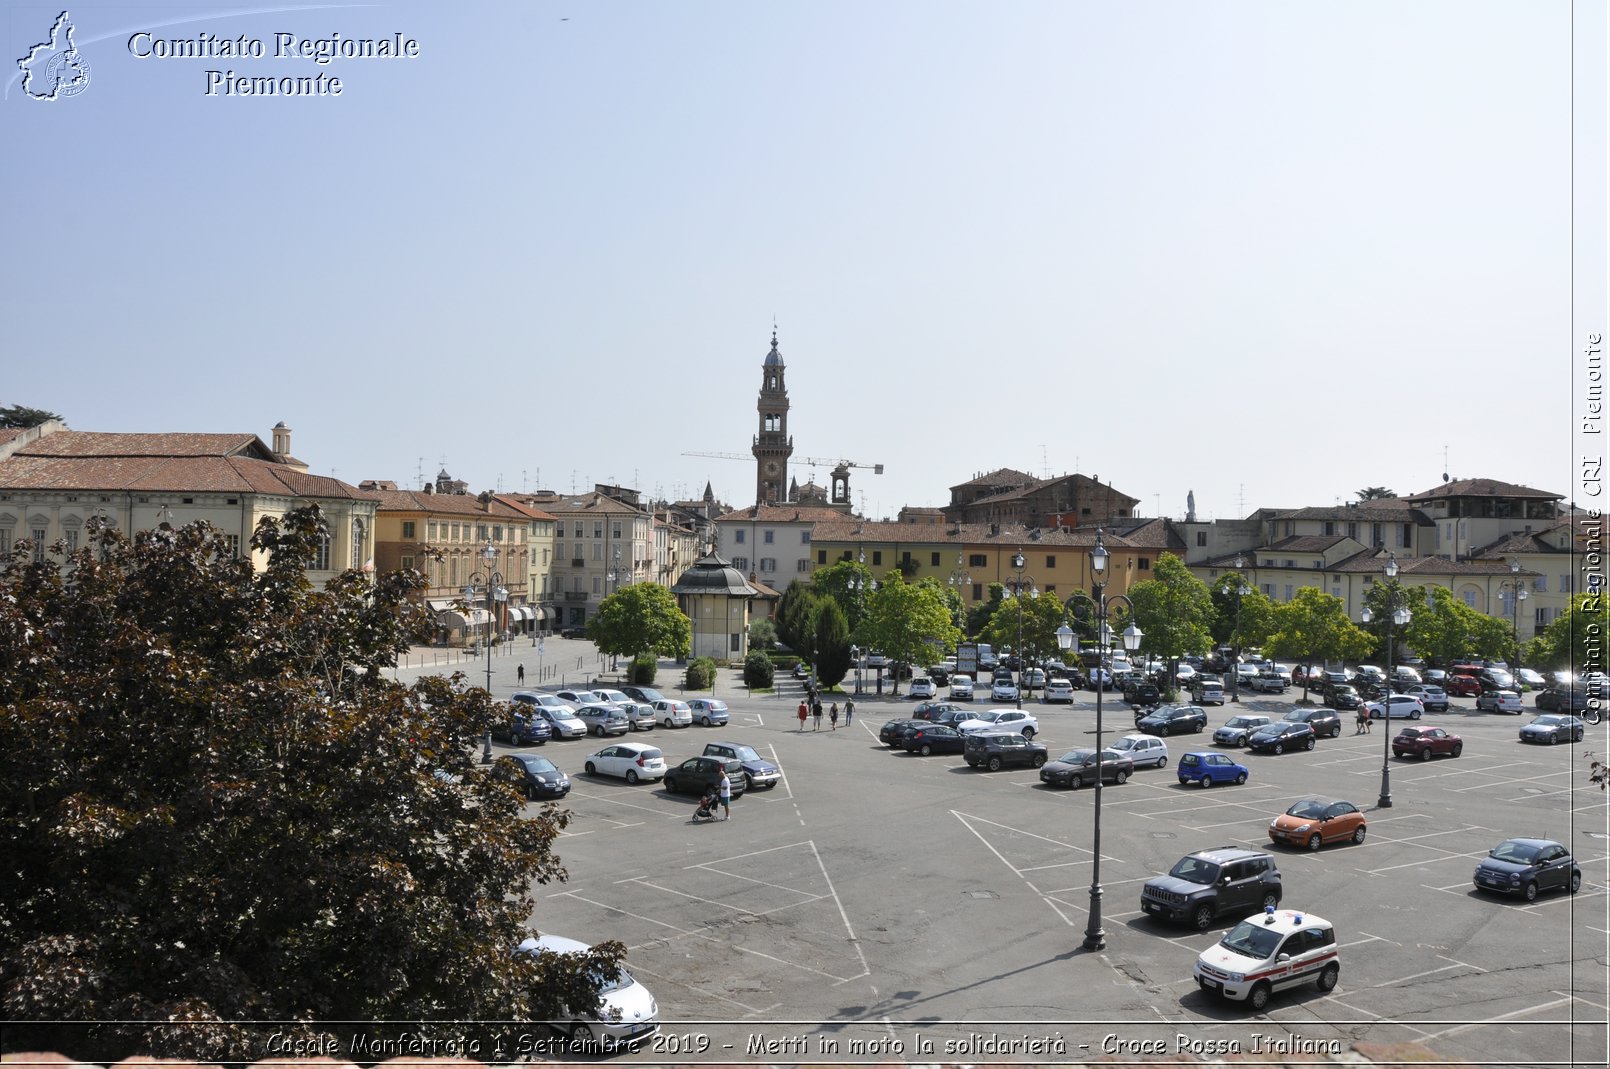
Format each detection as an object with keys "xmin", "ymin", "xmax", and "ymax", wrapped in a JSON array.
[{"xmin": 0, "ymin": 510, "xmax": 615, "ymax": 1062}]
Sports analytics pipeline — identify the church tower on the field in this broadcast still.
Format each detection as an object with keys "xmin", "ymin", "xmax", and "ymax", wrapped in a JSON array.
[{"xmin": 752, "ymin": 329, "xmax": 793, "ymax": 505}]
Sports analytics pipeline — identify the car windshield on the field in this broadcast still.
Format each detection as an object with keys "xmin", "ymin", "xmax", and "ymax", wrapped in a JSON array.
[
  {"xmin": 1167, "ymin": 857, "xmax": 1220, "ymax": 884},
  {"xmin": 552, "ymin": 709, "xmax": 581, "ymax": 721},
  {"xmin": 1107, "ymin": 738, "xmax": 1137, "ymax": 752},
  {"xmin": 1491, "ymin": 841, "xmax": 1540, "ymax": 864},
  {"xmin": 1226, "ymin": 717, "xmax": 1259, "ymax": 728},
  {"xmin": 732, "ymin": 745, "xmax": 760, "ymax": 761},
  {"xmin": 1286, "ymin": 799, "xmax": 1328, "ymax": 819},
  {"xmin": 1396, "ymin": 728, "xmax": 1420, "ymax": 737},
  {"xmin": 1534, "ymin": 716, "xmax": 1565, "ymax": 726},
  {"xmin": 522, "ymin": 757, "xmax": 557, "ymax": 773},
  {"xmin": 970, "ymin": 711, "xmax": 1002, "ymax": 723},
  {"xmin": 1219, "ymin": 920, "xmax": 1286, "ymax": 959},
  {"xmin": 1057, "ymin": 750, "xmax": 1095, "ymax": 765}
]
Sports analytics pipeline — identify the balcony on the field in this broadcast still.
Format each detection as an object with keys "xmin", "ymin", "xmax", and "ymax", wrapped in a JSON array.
[
  {"xmin": 563, "ymin": 591, "xmax": 590, "ymax": 602},
  {"xmin": 571, "ymin": 559, "xmax": 586, "ymax": 568}
]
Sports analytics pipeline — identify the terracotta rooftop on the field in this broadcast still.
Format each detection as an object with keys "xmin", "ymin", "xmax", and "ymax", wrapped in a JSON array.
[
  {"xmin": 1273, "ymin": 504, "xmax": 1434, "ymax": 524},
  {"xmin": 1407, "ymin": 478, "xmax": 1564, "ymax": 501},
  {"xmin": 809, "ymin": 517, "xmax": 1139, "ymax": 549},
  {"xmin": 0, "ymin": 453, "xmax": 373, "ymax": 500},
  {"xmin": 714, "ymin": 504, "xmax": 848, "ymax": 523},
  {"xmin": 949, "ymin": 467, "xmax": 1034, "ymax": 491},
  {"xmin": 14, "ymin": 430, "xmax": 272, "ymax": 459}
]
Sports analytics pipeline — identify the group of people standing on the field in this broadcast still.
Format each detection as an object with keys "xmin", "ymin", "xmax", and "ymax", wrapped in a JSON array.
[{"xmin": 796, "ymin": 687, "xmax": 853, "ymax": 732}]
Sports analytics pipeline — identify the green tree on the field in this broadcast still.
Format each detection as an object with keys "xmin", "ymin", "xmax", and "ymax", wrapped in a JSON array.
[
  {"xmin": 979, "ymin": 592, "xmax": 1068, "ymax": 669},
  {"xmin": 813, "ymin": 599, "xmax": 852, "ymax": 689},
  {"xmin": 747, "ymin": 616, "xmax": 778, "ymax": 652},
  {"xmin": 0, "ymin": 509, "xmax": 615, "ymax": 1063},
  {"xmin": 967, "ymin": 582, "xmax": 1007, "ymax": 638},
  {"xmin": 860, "ymin": 575, "xmax": 959, "ymax": 696},
  {"xmin": 742, "ymin": 650, "xmax": 774, "ymax": 689},
  {"xmin": 775, "ymin": 580, "xmax": 819, "ymax": 657},
  {"xmin": 588, "ymin": 582, "xmax": 691, "ymax": 661},
  {"xmin": 810, "ymin": 558, "xmax": 873, "ymax": 636},
  {"xmin": 1405, "ymin": 586, "xmax": 1515, "ymax": 667},
  {"xmin": 1359, "ymin": 579, "xmax": 1429, "ymax": 663},
  {"xmin": 1530, "ymin": 592, "xmax": 1608, "ymax": 671},
  {"xmin": 1125, "ymin": 554, "xmax": 1216, "ymax": 670},
  {"xmin": 0, "ymin": 403, "xmax": 62, "ymax": 429},
  {"xmin": 1356, "ymin": 487, "xmax": 1396, "ymax": 500},
  {"xmin": 1262, "ymin": 588, "xmax": 1375, "ymax": 699},
  {"xmin": 1210, "ymin": 572, "xmax": 1277, "ymax": 650}
]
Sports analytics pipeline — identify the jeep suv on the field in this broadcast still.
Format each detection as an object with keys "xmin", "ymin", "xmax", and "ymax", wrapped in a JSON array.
[
  {"xmin": 1140, "ymin": 847, "xmax": 1283, "ymax": 930},
  {"xmin": 962, "ymin": 732, "xmax": 1048, "ymax": 772}
]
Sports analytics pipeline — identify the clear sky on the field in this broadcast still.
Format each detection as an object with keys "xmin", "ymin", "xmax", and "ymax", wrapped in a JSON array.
[{"xmin": 5, "ymin": 1, "xmax": 1605, "ymax": 522}]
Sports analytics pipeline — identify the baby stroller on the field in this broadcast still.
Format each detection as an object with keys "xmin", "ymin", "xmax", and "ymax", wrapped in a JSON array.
[{"xmin": 693, "ymin": 789, "xmax": 719, "ymax": 822}]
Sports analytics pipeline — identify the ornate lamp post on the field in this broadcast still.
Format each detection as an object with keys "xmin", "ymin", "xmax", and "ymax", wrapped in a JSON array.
[
  {"xmin": 1008, "ymin": 550, "xmax": 1038, "ymax": 709},
  {"xmin": 1219, "ymin": 555, "xmax": 1250, "ymax": 703},
  {"xmin": 1499, "ymin": 559, "xmax": 1529, "ymax": 664},
  {"xmin": 948, "ymin": 553, "xmax": 972, "ymax": 636},
  {"xmin": 847, "ymin": 570, "xmax": 877, "ymax": 694},
  {"xmin": 465, "ymin": 542, "xmax": 507, "ymax": 764},
  {"xmin": 1057, "ymin": 530, "xmax": 1142, "ymax": 952},
  {"xmin": 1360, "ymin": 553, "xmax": 1411, "ymax": 808}
]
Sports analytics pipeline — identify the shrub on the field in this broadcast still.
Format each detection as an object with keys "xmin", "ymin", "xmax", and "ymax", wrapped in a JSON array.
[
  {"xmin": 629, "ymin": 654, "xmax": 657, "ymax": 685},
  {"xmin": 685, "ymin": 657, "xmax": 717, "ymax": 690},
  {"xmin": 743, "ymin": 651, "xmax": 775, "ymax": 689}
]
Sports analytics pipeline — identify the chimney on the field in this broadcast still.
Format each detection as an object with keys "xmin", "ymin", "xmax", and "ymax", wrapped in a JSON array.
[{"xmin": 271, "ymin": 421, "xmax": 291, "ymax": 458}]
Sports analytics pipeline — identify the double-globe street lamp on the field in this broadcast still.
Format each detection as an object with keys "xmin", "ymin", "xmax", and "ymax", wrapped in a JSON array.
[
  {"xmin": 948, "ymin": 553, "xmax": 972, "ymax": 636},
  {"xmin": 1360, "ymin": 552, "xmax": 1412, "ymax": 808},
  {"xmin": 1008, "ymin": 550, "xmax": 1039, "ymax": 709},
  {"xmin": 1219, "ymin": 555, "xmax": 1250, "ymax": 704},
  {"xmin": 847, "ymin": 569, "xmax": 878, "ymax": 694},
  {"xmin": 1056, "ymin": 530, "xmax": 1142, "ymax": 952},
  {"xmin": 464, "ymin": 541, "xmax": 507, "ymax": 764},
  {"xmin": 1499, "ymin": 559, "xmax": 1529, "ymax": 664}
]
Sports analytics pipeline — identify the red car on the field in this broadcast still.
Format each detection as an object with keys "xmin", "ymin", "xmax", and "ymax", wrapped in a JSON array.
[
  {"xmin": 1392, "ymin": 726, "xmax": 1463, "ymax": 760},
  {"xmin": 1445, "ymin": 674, "xmax": 1483, "ymax": 697}
]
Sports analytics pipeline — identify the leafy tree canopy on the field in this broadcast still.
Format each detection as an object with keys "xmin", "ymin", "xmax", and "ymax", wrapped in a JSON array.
[
  {"xmin": 1125, "ymin": 554, "xmax": 1216, "ymax": 663},
  {"xmin": 1263, "ymin": 588, "xmax": 1374, "ymax": 693},
  {"xmin": 1209, "ymin": 572, "xmax": 1277, "ymax": 650},
  {"xmin": 859, "ymin": 574, "xmax": 959, "ymax": 694},
  {"xmin": 0, "ymin": 509, "xmax": 611, "ymax": 1062},
  {"xmin": 812, "ymin": 598, "xmax": 852, "ymax": 688},
  {"xmin": 0, "ymin": 403, "xmax": 62, "ymax": 428},
  {"xmin": 1529, "ymin": 592, "xmax": 1608, "ymax": 672},
  {"xmin": 1356, "ymin": 486, "xmax": 1396, "ymax": 500},
  {"xmin": 810, "ymin": 558, "xmax": 873, "ymax": 637},
  {"xmin": 979, "ymin": 591, "xmax": 1068, "ymax": 668},
  {"xmin": 588, "ymin": 581, "xmax": 691, "ymax": 660}
]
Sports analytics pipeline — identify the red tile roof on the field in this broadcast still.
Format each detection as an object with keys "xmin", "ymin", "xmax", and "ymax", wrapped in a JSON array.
[{"xmin": 1407, "ymin": 479, "xmax": 1564, "ymax": 502}]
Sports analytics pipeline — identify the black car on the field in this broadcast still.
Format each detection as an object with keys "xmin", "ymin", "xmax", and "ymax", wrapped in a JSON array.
[
  {"xmin": 911, "ymin": 701, "xmax": 964, "ymax": 721},
  {"xmin": 619, "ymin": 685, "xmax": 667, "ymax": 704},
  {"xmin": 1123, "ymin": 680, "xmax": 1161, "ymax": 708},
  {"xmin": 878, "ymin": 718, "xmax": 926, "ymax": 748},
  {"xmin": 962, "ymin": 732, "xmax": 1049, "ymax": 771},
  {"xmin": 1536, "ymin": 685, "xmax": 1590, "ymax": 714},
  {"xmin": 1140, "ymin": 847, "xmax": 1283, "ymax": 930},
  {"xmin": 1136, "ymin": 704, "xmax": 1208, "ymax": 736},
  {"xmin": 1040, "ymin": 748, "xmax": 1133, "ymax": 789},
  {"xmin": 491, "ymin": 711, "xmax": 552, "ymax": 746},
  {"xmin": 902, "ymin": 724, "xmax": 967, "ymax": 756},
  {"xmin": 1282, "ymin": 707, "xmax": 1342, "ymax": 739},
  {"xmin": 928, "ymin": 665, "xmax": 951, "ymax": 687},
  {"xmin": 662, "ymin": 755, "xmax": 746, "ymax": 798},
  {"xmin": 1473, "ymin": 838, "xmax": 1581, "ymax": 900},
  {"xmin": 1323, "ymin": 685, "xmax": 1363, "ymax": 711},
  {"xmin": 1246, "ymin": 721, "xmax": 1316, "ymax": 754},
  {"xmin": 496, "ymin": 753, "xmax": 570, "ymax": 800},
  {"xmin": 1518, "ymin": 714, "xmax": 1586, "ymax": 744}
]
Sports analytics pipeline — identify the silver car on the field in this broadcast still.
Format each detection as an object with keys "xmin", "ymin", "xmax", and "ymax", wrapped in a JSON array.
[
  {"xmin": 1213, "ymin": 715, "xmax": 1272, "ymax": 747},
  {"xmin": 574, "ymin": 703, "xmax": 631, "ymax": 737}
]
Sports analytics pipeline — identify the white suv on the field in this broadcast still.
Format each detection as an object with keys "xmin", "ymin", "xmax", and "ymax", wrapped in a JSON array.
[
  {"xmin": 1043, "ymin": 678, "xmax": 1076, "ymax": 704},
  {"xmin": 1194, "ymin": 908, "xmax": 1340, "ymax": 1010}
]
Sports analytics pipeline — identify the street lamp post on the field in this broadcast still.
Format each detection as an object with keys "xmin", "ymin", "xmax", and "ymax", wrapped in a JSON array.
[
  {"xmin": 465, "ymin": 542, "xmax": 507, "ymax": 764},
  {"xmin": 1009, "ymin": 550, "xmax": 1038, "ymax": 709},
  {"xmin": 1361, "ymin": 553, "xmax": 1412, "ymax": 808},
  {"xmin": 1500, "ymin": 559, "xmax": 1529, "ymax": 664},
  {"xmin": 948, "ymin": 553, "xmax": 973, "ymax": 636},
  {"xmin": 1220, "ymin": 556, "xmax": 1249, "ymax": 704},
  {"xmin": 1057, "ymin": 530, "xmax": 1142, "ymax": 952}
]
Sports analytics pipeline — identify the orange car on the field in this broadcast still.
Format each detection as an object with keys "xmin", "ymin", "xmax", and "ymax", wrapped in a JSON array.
[{"xmin": 1267, "ymin": 798, "xmax": 1367, "ymax": 851}]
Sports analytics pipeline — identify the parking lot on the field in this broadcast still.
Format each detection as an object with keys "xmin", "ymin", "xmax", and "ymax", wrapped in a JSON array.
[{"xmin": 417, "ymin": 650, "xmax": 1607, "ymax": 1065}]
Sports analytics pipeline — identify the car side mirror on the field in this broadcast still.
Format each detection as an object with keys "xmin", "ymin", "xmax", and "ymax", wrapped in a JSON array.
[
  {"xmin": 1276, "ymin": 952, "xmax": 1291, "ymax": 963},
  {"xmin": 1219, "ymin": 875, "xmax": 1232, "ymax": 886}
]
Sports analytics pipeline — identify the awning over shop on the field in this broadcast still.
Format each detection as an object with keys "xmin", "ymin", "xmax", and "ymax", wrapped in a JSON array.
[
  {"xmin": 438, "ymin": 608, "xmax": 492, "ymax": 629},
  {"xmin": 426, "ymin": 599, "xmax": 455, "ymax": 613},
  {"xmin": 533, "ymin": 607, "xmax": 548, "ymax": 621},
  {"xmin": 508, "ymin": 606, "xmax": 530, "ymax": 622}
]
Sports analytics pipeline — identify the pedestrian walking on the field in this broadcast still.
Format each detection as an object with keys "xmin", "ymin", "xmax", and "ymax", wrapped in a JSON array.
[
  {"xmin": 718, "ymin": 769, "xmax": 732, "ymax": 820},
  {"xmin": 829, "ymin": 702, "xmax": 839, "ymax": 730},
  {"xmin": 845, "ymin": 698, "xmax": 855, "ymax": 725},
  {"xmin": 812, "ymin": 699, "xmax": 823, "ymax": 731},
  {"xmin": 797, "ymin": 700, "xmax": 809, "ymax": 731},
  {"xmin": 1357, "ymin": 707, "xmax": 1371, "ymax": 734},
  {"xmin": 517, "ymin": 663, "xmax": 525, "ymax": 685}
]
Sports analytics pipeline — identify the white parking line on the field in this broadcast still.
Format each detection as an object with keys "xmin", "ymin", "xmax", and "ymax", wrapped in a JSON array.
[{"xmin": 1416, "ymin": 994, "xmax": 1578, "ymax": 1040}]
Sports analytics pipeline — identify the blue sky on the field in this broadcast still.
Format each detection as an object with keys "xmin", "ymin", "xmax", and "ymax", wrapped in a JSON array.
[{"xmin": 5, "ymin": 1, "xmax": 1604, "ymax": 521}]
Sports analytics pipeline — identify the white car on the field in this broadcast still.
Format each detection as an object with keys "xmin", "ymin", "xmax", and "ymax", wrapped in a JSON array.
[
  {"xmin": 950, "ymin": 674, "xmax": 975, "ymax": 700},
  {"xmin": 1366, "ymin": 694, "xmax": 1425, "ymax": 720},
  {"xmin": 1022, "ymin": 668, "xmax": 1046, "ymax": 690},
  {"xmin": 991, "ymin": 680, "xmax": 1020, "ymax": 702},
  {"xmin": 518, "ymin": 696, "xmax": 588, "ymax": 738},
  {"xmin": 583, "ymin": 742, "xmax": 666, "ymax": 784},
  {"xmin": 1043, "ymin": 678, "xmax": 1076, "ymax": 704},
  {"xmin": 909, "ymin": 677, "xmax": 937, "ymax": 699},
  {"xmin": 1194, "ymin": 909, "xmax": 1340, "ymax": 1010},
  {"xmin": 956, "ymin": 708, "xmax": 1040, "ymax": 739},
  {"xmin": 557, "ymin": 689, "xmax": 616, "ymax": 710},
  {"xmin": 1175, "ymin": 663, "xmax": 1198, "ymax": 683},
  {"xmin": 516, "ymin": 933, "xmax": 660, "ymax": 1048},
  {"xmin": 651, "ymin": 699, "xmax": 693, "ymax": 727},
  {"xmin": 1102, "ymin": 733, "xmax": 1169, "ymax": 769},
  {"xmin": 1475, "ymin": 689, "xmax": 1525, "ymax": 714}
]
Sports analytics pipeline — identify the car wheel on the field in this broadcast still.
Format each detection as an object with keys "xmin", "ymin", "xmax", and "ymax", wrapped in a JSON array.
[
  {"xmin": 626, "ymin": 769, "xmax": 640, "ymax": 784},
  {"xmin": 1021, "ymin": 727, "xmax": 1035, "ymax": 740},
  {"xmin": 1114, "ymin": 769, "xmax": 1128, "ymax": 784},
  {"xmin": 1522, "ymin": 881, "xmax": 1540, "ymax": 902},
  {"xmin": 1317, "ymin": 962, "xmax": 1340, "ymax": 992},
  {"xmin": 1032, "ymin": 753, "xmax": 1047, "ymax": 767},
  {"xmin": 1411, "ymin": 709, "xmax": 1421, "ymax": 719},
  {"xmin": 1570, "ymin": 872, "xmax": 1582, "ymax": 893},
  {"xmin": 1071, "ymin": 773, "xmax": 1085, "ymax": 789},
  {"xmin": 1260, "ymin": 890, "xmax": 1279, "ymax": 910},
  {"xmin": 1420, "ymin": 748, "xmax": 1432, "ymax": 762},
  {"xmin": 663, "ymin": 775, "xmax": 677, "ymax": 793},
  {"xmin": 1273, "ymin": 743, "xmax": 1284, "ymax": 755},
  {"xmin": 1200, "ymin": 776, "xmax": 1213, "ymax": 788},
  {"xmin": 1156, "ymin": 756, "xmax": 1168, "ymax": 768},
  {"xmin": 920, "ymin": 743, "xmax": 933, "ymax": 756},
  {"xmin": 1304, "ymin": 738, "xmax": 1315, "ymax": 751},
  {"xmin": 743, "ymin": 773, "xmax": 754, "ymax": 791},
  {"xmin": 1351, "ymin": 824, "xmax": 1366, "ymax": 844},
  {"xmin": 1234, "ymin": 772, "xmax": 1247, "ymax": 784},
  {"xmin": 584, "ymin": 761, "xmax": 597, "ymax": 774},
  {"xmin": 987, "ymin": 756, "xmax": 1003, "ymax": 772},
  {"xmin": 1307, "ymin": 833, "xmax": 1323, "ymax": 852},
  {"xmin": 1550, "ymin": 732, "xmax": 1560, "ymax": 745},
  {"xmin": 700, "ymin": 716, "xmax": 711, "ymax": 726},
  {"xmin": 568, "ymin": 1023, "xmax": 593, "ymax": 1049},
  {"xmin": 1192, "ymin": 904, "xmax": 1216, "ymax": 930}
]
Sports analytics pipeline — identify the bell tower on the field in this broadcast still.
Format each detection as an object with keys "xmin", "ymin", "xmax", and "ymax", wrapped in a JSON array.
[{"xmin": 752, "ymin": 329, "xmax": 793, "ymax": 505}]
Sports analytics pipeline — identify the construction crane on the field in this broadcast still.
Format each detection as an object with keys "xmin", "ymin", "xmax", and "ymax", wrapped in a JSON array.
[{"xmin": 683, "ymin": 450, "xmax": 884, "ymax": 475}]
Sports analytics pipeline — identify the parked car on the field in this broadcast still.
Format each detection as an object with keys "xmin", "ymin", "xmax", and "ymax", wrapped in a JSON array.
[
  {"xmin": 1248, "ymin": 671, "xmax": 1289, "ymax": 694},
  {"xmin": 619, "ymin": 685, "xmax": 666, "ymax": 704},
  {"xmin": 1480, "ymin": 668, "xmax": 1517, "ymax": 692},
  {"xmin": 954, "ymin": 708, "xmax": 1040, "ymax": 738},
  {"xmin": 1213, "ymin": 715, "xmax": 1272, "ymax": 747},
  {"xmin": 1102, "ymin": 733, "xmax": 1169, "ymax": 769},
  {"xmin": 574, "ymin": 704, "xmax": 631, "ymax": 737},
  {"xmin": 1194, "ymin": 909, "xmax": 1339, "ymax": 1010},
  {"xmin": 531, "ymin": 703, "xmax": 589, "ymax": 739},
  {"xmin": 1519, "ymin": 714, "xmax": 1586, "ymax": 744},
  {"xmin": 1514, "ymin": 668, "xmax": 1547, "ymax": 691},
  {"xmin": 990, "ymin": 680, "xmax": 1020, "ymax": 702},
  {"xmin": 584, "ymin": 742, "xmax": 666, "ymax": 783},
  {"xmin": 1476, "ymin": 689, "xmax": 1524, "ymax": 714},
  {"xmin": 593, "ymin": 688, "xmax": 637, "ymax": 707},
  {"xmin": 1136, "ymin": 704, "xmax": 1208, "ymax": 737},
  {"xmin": 1268, "ymin": 798, "xmax": 1366, "ymax": 850},
  {"xmin": 1040, "ymin": 747, "xmax": 1133, "ymax": 788},
  {"xmin": 1178, "ymin": 751, "xmax": 1249, "ymax": 787},
  {"xmin": 492, "ymin": 711, "xmax": 553, "ymax": 746},
  {"xmin": 1536, "ymin": 685, "xmax": 1591, "ymax": 713},
  {"xmin": 1042, "ymin": 677, "xmax": 1076, "ymax": 704},
  {"xmin": 902, "ymin": 723, "xmax": 968, "ymax": 756},
  {"xmin": 1445, "ymin": 674, "xmax": 1484, "ymax": 697},
  {"xmin": 1086, "ymin": 666, "xmax": 1114, "ymax": 691},
  {"xmin": 651, "ymin": 699, "xmax": 693, "ymax": 728},
  {"xmin": 686, "ymin": 698, "xmax": 730, "ymax": 726},
  {"xmin": 1246, "ymin": 721, "xmax": 1317, "ymax": 754},
  {"xmin": 1022, "ymin": 667, "xmax": 1047, "ymax": 691},
  {"xmin": 662, "ymin": 755, "xmax": 746, "ymax": 798},
  {"xmin": 1473, "ymin": 838, "xmax": 1581, "ymax": 900},
  {"xmin": 909, "ymin": 676, "xmax": 937, "ymax": 699},
  {"xmin": 515, "ymin": 933, "xmax": 660, "ymax": 1049},
  {"xmin": 1391, "ymin": 666, "xmax": 1422, "ymax": 686},
  {"xmin": 1403, "ymin": 684, "xmax": 1449, "ymax": 712},
  {"xmin": 911, "ymin": 700, "xmax": 965, "ymax": 721},
  {"xmin": 557, "ymin": 688, "xmax": 615, "ymax": 709},
  {"xmin": 1366, "ymin": 694, "xmax": 1425, "ymax": 720},
  {"xmin": 1324, "ymin": 685, "xmax": 1363, "ymax": 711},
  {"xmin": 702, "ymin": 741, "xmax": 780, "ymax": 790},
  {"xmin": 879, "ymin": 718, "xmax": 926, "ymax": 747},
  {"xmin": 1282, "ymin": 707, "xmax": 1342, "ymax": 739},
  {"xmin": 1189, "ymin": 678, "xmax": 1226, "ymax": 705},
  {"xmin": 1392, "ymin": 725, "xmax": 1463, "ymax": 760},
  {"xmin": 497, "ymin": 753, "xmax": 570, "ymax": 800},
  {"xmin": 927, "ymin": 665, "xmax": 951, "ymax": 687},
  {"xmin": 962, "ymin": 732, "xmax": 1049, "ymax": 771},
  {"xmin": 949, "ymin": 674, "xmax": 975, "ymax": 700},
  {"xmin": 1140, "ymin": 846, "xmax": 1281, "ymax": 930},
  {"xmin": 1123, "ymin": 679, "xmax": 1162, "ymax": 707}
]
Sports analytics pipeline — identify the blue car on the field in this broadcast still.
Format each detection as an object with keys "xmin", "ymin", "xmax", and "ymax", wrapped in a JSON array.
[
  {"xmin": 491, "ymin": 711, "xmax": 552, "ymax": 746},
  {"xmin": 1178, "ymin": 751, "xmax": 1249, "ymax": 788},
  {"xmin": 687, "ymin": 698, "xmax": 730, "ymax": 726}
]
